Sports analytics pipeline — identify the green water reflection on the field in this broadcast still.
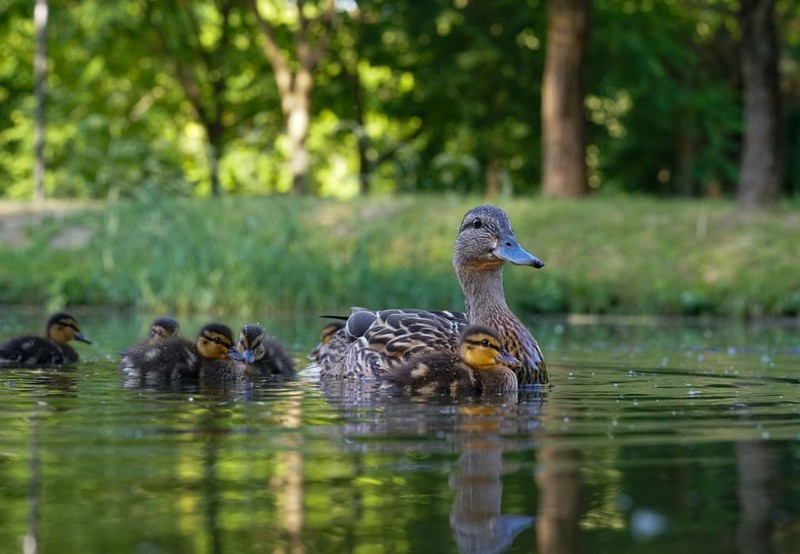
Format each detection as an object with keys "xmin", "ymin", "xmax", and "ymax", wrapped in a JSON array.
[{"xmin": 0, "ymin": 312, "xmax": 798, "ymax": 553}]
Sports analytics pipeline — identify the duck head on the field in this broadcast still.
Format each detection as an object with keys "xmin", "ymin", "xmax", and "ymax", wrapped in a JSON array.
[
  {"xmin": 196, "ymin": 322, "xmax": 244, "ymax": 361},
  {"xmin": 458, "ymin": 325, "xmax": 520, "ymax": 370},
  {"xmin": 148, "ymin": 317, "xmax": 180, "ymax": 343},
  {"xmin": 47, "ymin": 312, "xmax": 92, "ymax": 346},
  {"xmin": 237, "ymin": 324, "xmax": 266, "ymax": 365},
  {"xmin": 453, "ymin": 205, "xmax": 544, "ymax": 271}
]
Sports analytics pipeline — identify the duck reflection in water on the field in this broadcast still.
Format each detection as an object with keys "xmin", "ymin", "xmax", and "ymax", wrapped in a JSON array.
[
  {"xmin": 450, "ymin": 403, "xmax": 535, "ymax": 554},
  {"xmin": 318, "ymin": 380, "xmax": 548, "ymax": 553}
]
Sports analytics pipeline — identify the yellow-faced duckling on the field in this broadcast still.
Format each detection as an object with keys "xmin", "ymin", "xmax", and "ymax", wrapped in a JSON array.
[
  {"xmin": 120, "ymin": 322, "xmax": 244, "ymax": 381},
  {"xmin": 237, "ymin": 324, "xmax": 295, "ymax": 377},
  {"xmin": 382, "ymin": 325, "xmax": 519, "ymax": 396},
  {"xmin": 0, "ymin": 312, "xmax": 92, "ymax": 367},
  {"xmin": 314, "ymin": 205, "xmax": 548, "ymax": 385}
]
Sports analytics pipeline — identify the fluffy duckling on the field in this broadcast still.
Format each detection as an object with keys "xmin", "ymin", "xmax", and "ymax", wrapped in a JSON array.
[
  {"xmin": 382, "ymin": 325, "xmax": 519, "ymax": 396},
  {"xmin": 0, "ymin": 312, "xmax": 92, "ymax": 367},
  {"xmin": 121, "ymin": 322, "xmax": 243, "ymax": 381},
  {"xmin": 237, "ymin": 324, "xmax": 295, "ymax": 377},
  {"xmin": 119, "ymin": 317, "xmax": 181, "ymax": 369}
]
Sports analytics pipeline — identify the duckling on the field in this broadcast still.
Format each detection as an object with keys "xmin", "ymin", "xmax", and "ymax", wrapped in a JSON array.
[
  {"xmin": 309, "ymin": 320, "xmax": 344, "ymax": 360},
  {"xmin": 236, "ymin": 324, "xmax": 295, "ymax": 377},
  {"xmin": 382, "ymin": 325, "xmax": 519, "ymax": 396},
  {"xmin": 121, "ymin": 322, "xmax": 243, "ymax": 381},
  {"xmin": 197, "ymin": 323, "xmax": 246, "ymax": 383},
  {"xmin": 314, "ymin": 205, "xmax": 548, "ymax": 385},
  {"xmin": 118, "ymin": 317, "xmax": 181, "ymax": 370},
  {"xmin": 0, "ymin": 312, "xmax": 92, "ymax": 367}
]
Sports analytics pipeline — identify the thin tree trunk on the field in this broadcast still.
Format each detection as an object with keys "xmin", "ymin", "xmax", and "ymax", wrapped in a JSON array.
[
  {"xmin": 542, "ymin": 0, "xmax": 590, "ymax": 198},
  {"xmin": 249, "ymin": 0, "xmax": 334, "ymax": 196},
  {"xmin": 485, "ymin": 156, "xmax": 502, "ymax": 199},
  {"xmin": 737, "ymin": 0, "xmax": 782, "ymax": 209},
  {"xmin": 34, "ymin": 0, "xmax": 48, "ymax": 202}
]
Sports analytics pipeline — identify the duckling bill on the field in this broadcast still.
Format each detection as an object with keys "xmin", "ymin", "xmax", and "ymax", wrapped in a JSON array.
[{"xmin": 0, "ymin": 312, "xmax": 92, "ymax": 367}]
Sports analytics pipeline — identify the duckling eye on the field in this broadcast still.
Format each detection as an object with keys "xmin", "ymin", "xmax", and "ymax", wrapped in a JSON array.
[
  {"xmin": 471, "ymin": 217, "xmax": 482, "ymax": 229},
  {"xmin": 481, "ymin": 339, "xmax": 490, "ymax": 347},
  {"xmin": 213, "ymin": 337, "xmax": 222, "ymax": 344}
]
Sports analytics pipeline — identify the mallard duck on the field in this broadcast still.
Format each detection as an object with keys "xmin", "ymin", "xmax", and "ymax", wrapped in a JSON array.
[
  {"xmin": 121, "ymin": 322, "xmax": 244, "ymax": 381},
  {"xmin": 0, "ymin": 312, "xmax": 92, "ymax": 367},
  {"xmin": 314, "ymin": 205, "xmax": 548, "ymax": 385},
  {"xmin": 236, "ymin": 324, "xmax": 295, "ymax": 376},
  {"xmin": 382, "ymin": 325, "xmax": 519, "ymax": 395}
]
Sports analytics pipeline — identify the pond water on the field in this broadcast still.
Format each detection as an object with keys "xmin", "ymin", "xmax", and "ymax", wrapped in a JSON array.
[{"xmin": 0, "ymin": 311, "xmax": 799, "ymax": 553}]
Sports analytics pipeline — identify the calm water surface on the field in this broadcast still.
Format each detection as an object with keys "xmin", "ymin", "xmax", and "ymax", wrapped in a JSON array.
[{"xmin": 0, "ymin": 311, "xmax": 799, "ymax": 553}]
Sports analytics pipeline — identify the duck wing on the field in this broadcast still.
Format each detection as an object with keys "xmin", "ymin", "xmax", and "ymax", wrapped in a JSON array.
[{"xmin": 345, "ymin": 309, "xmax": 468, "ymax": 378}]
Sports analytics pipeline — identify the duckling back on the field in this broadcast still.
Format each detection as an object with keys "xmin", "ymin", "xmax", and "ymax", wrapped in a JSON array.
[
  {"xmin": 382, "ymin": 351, "xmax": 479, "ymax": 396},
  {"xmin": 120, "ymin": 336, "xmax": 201, "ymax": 380}
]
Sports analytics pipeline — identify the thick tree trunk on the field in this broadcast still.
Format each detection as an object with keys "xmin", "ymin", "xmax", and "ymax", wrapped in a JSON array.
[
  {"xmin": 542, "ymin": 0, "xmax": 590, "ymax": 198},
  {"xmin": 34, "ymin": 0, "xmax": 48, "ymax": 202},
  {"xmin": 737, "ymin": 0, "xmax": 782, "ymax": 210}
]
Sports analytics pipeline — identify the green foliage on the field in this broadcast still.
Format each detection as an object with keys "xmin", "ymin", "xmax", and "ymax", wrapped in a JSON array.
[
  {"xmin": 0, "ymin": 1, "xmax": 799, "ymax": 198},
  {"xmin": 0, "ymin": 195, "xmax": 798, "ymax": 319}
]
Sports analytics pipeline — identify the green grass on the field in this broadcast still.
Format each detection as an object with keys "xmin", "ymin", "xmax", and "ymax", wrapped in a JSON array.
[{"xmin": 1, "ymin": 194, "xmax": 799, "ymax": 318}]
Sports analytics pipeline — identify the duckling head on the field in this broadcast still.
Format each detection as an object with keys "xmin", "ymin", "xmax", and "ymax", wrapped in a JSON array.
[
  {"xmin": 237, "ymin": 324, "xmax": 267, "ymax": 365},
  {"xmin": 458, "ymin": 325, "xmax": 519, "ymax": 370},
  {"xmin": 317, "ymin": 321, "xmax": 344, "ymax": 346},
  {"xmin": 148, "ymin": 317, "xmax": 180, "ymax": 344},
  {"xmin": 46, "ymin": 312, "xmax": 92, "ymax": 346},
  {"xmin": 196, "ymin": 323, "xmax": 243, "ymax": 361},
  {"xmin": 453, "ymin": 205, "xmax": 544, "ymax": 271}
]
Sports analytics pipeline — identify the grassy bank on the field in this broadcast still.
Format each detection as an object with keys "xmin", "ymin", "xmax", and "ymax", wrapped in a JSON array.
[{"xmin": 0, "ymin": 194, "xmax": 798, "ymax": 319}]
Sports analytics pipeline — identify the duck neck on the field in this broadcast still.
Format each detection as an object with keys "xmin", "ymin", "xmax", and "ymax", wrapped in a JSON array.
[{"xmin": 457, "ymin": 265, "xmax": 509, "ymax": 324}]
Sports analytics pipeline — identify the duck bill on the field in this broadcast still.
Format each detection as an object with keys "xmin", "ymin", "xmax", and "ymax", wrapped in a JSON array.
[
  {"xmin": 494, "ymin": 234, "xmax": 544, "ymax": 268},
  {"xmin": 243, "ymin": 349, "xmax": 255, "ymax": 364},
  {"xmin": 75, "ymin": 332, "xmax": 92, "ymax": 345},
  {"xmin": 228, "ymin": 348, "xmax": 246, "ymax": 362},
  {"xmin": 497, "ymin": 351, "xmax": 521, "ymax": 366}
]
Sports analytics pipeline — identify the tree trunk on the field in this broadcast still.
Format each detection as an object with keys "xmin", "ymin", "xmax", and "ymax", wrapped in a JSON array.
[
  {"xmin": 737, "ymin": 0, "xmax": 782, "ymax": 210},
  {"xmin": 541, "ymin": 0, "xmax": 590, "ymax": 198},
  {"xmin": 485, "ymin": 156, "xmax": 502, "ymax": 199},
  {"xmin": 34, "ymin": 0, "xmax": 48, "ymax": 202},
  {"xmin": 285, "ymin": 72, "xmax": 313, "ymax": 196},
  {"xmin": 249, "ymin": 0, "xmax": 334, "ymax": 196}
]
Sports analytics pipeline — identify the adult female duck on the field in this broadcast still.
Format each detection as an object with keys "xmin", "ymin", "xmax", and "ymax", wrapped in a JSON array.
[{"xmin": 315, "ymin": 205, "xmax": 548, "ymax": 385}]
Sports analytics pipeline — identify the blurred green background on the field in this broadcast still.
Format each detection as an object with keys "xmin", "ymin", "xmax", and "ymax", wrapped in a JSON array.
[{"xmin": 1, "ymin": 1, "xmax": 798, "ymax": 317}]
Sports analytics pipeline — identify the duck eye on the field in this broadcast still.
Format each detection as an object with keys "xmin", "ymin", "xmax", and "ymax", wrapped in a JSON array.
[
  {"xmin": 213, "ymin": 337, "xmax": 222, "ymax": 344},
  {"xmin": 481, "ymin": 339, "xmax": 490, "ymax": 347},
  {"xmin": 472, "ymin": 218, "xmax": 482, "ymax": 229}
]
